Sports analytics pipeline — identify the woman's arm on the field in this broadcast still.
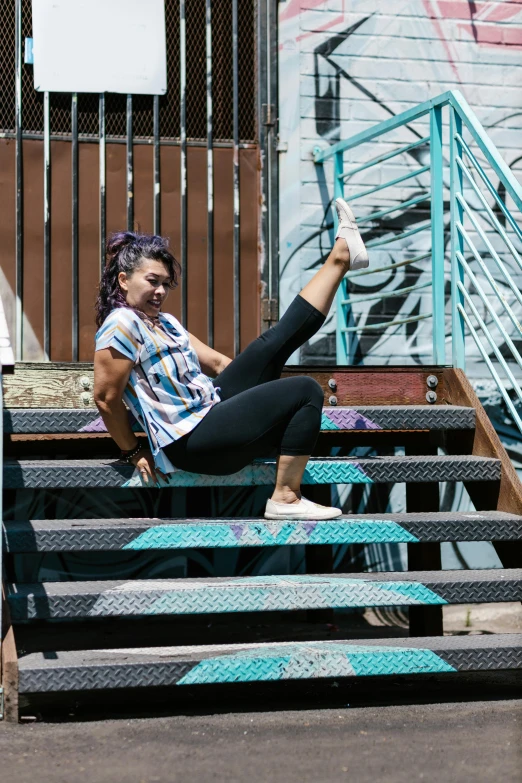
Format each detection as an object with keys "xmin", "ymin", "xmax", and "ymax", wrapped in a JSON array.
[
  {"xmin": 93, "ymin": 347, "xmax": 157, "ymax": 483},
  {"xmin": 188, "ymin": 332, "xmax": 232, "ymax": 377},
  {"xmin": 93, "ymin": 348, "xmax": 137, "ymax": 449}
]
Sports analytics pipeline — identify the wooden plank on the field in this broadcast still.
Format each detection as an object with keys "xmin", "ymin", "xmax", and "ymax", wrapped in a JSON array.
[
  {"xmin": 283, "ymin": 366, "xmax": 445, "ymax": 406},
  {"xmin": 3, "ymin": 363, "xmax": 95, "ymax": 408},
  {"xmin": 4, "ymin": 364, "xmax": 445, "ymax": 409},
  {"xmin": 444, "ymin": 368, "xmax": 522, "ymax": 569},
  {"xmin": 1, "ymin": 586, "xmax": 19, "ymax": 722}
]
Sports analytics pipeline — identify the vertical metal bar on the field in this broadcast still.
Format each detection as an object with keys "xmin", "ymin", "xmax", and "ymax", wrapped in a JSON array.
[
  {"xmin": 180, "ymin": 0, "xmax": 188, "ymax": 327},
  {"xmin": 267, "ymin": 0, "xmax": 279, "ymax": 329},
  {"xmin": 15, "ymin": 0, "xmax": 23, "ymax": 360},
  {"xmin": 99, "ymin": 93, "xmax": 106, "ymax": 275},
  {"xmin": 333, "ymin": 152, "xmax": 348, "ymax": 365},
  {"xmin": 257, "ymin": 0, "xmax": 279, "ymax": 332},
  {"xmin": 126, "ymin": 94, "xmax": 134, "ymax": 231},
  {"xmin": 450, "ymin": 106, "xmax": 466, "ymax": 369},
  {"xmin": 43, "ymin": 91, "xmax": 51, "ymax": 360},
  {"xmin": 232, "ymin": 0, "xmax": 240, "ymax": 355},
  {"xmin": 153, "ymin": 95, "xmax": 161, "ymax": 235},
  {"xmin": 206, "ymin": 0, "xmax": 214, "ymax": 347},
  {"xmin": 71, "ymin": 94, "xmax": 79, "ymax": 361},
  {"xmin": 430, "ymin": 106, "xmax": 445, "ymax": 365}
]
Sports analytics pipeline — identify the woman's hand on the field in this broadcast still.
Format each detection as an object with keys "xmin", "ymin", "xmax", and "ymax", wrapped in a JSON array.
[{"xmin": 131, "ymin": 447, "xmax": 157, "ymax": 486}]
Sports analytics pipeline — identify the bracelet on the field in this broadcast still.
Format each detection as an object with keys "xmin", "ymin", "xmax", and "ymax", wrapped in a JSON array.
[{"xmin": 120, "ymin": 442, "xmax": 143, "ymax": 463}]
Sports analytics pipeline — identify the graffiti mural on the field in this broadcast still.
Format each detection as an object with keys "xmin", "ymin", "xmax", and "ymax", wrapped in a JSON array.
[
  {"xmin": 279, "ymin": 0, "xmax": 522, "ymax": 365},
  {"xmin": 278, "ymin": 0, "xmax": 522, "ymax": 568}
]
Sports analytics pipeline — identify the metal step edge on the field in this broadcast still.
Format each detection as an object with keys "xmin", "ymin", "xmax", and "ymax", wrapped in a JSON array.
[
  {"xmin": 4, "ymin": 511, "xmax": 522, "ymax": 552},
  {"xmin": 3, "ymin": 405, "xmax": 476, "ymax": 434},
  {"xmin": 17, "ymin": 634, "xmax": 522, "ymax": 692},
  {"xmin": 3, "ymin": 455, "xmax": 501, "ymax": 489},
  {"xmin": 8, "ymin": 569, "xmax": 522, "ymax": 622}
]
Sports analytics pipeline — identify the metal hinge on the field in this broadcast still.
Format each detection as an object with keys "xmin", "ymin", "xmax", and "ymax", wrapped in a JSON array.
[
  {"xmin": 262, "ymin": 104, "xmax": 276, "ymax": 127},
  {"xmin": 261, "ymin": 298, "xmax": 278, "ymax": 323}
]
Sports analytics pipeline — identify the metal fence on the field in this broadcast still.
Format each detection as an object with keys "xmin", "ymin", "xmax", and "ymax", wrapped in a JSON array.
[{"xmin": 0, "ymin": 0, "xmax": 278, "ymax": 361}]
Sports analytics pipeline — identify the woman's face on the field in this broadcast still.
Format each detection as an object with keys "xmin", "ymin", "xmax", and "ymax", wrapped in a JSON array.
[{"xmin": 118, "ymin": 258, "xmax": 171, "ymax": 317}]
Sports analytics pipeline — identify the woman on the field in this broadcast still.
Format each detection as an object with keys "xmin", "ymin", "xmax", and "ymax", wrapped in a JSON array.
[{"xmin": 93, "ymin": 198, "xmax": 368, "ymax": 521}]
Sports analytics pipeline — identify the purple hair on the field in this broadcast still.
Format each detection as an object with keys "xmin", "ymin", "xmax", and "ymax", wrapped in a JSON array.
[{"xmin": 95, "ymin": 232, "xmax": 181, "ymax": 327}]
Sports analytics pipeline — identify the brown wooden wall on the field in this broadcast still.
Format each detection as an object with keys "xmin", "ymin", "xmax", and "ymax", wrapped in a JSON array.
[{"xmin": 0, "ymin": 139, "xmax": 260, "ymax": 362}]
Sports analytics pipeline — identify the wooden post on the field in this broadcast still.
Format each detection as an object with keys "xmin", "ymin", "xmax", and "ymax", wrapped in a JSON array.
[
  {"xmin": 1, "ymin": 586, "xmax": 19, "ymax": 723},
  {"xmin": 444, "ymin": 368, "xmax": 522, "ymax": 568}
]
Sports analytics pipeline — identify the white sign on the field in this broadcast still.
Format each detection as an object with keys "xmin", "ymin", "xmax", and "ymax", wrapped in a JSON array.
[{"xmin": 31, "ymin": 0, "xmax": 167, "ymax": 94}]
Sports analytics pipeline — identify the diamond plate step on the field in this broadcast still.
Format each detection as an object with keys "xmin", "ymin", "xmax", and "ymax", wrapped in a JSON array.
[
  {"xmin": 8, "ymin": 569, "xmax": 522, "ymax": 622},
  {"xmin": 321, "ymin": 406, "xmax": 475, "ymax": 431},
  {"xmin": 3, "ymin": 455, "xmax": 501, "ymax": 489},
  {"xmin": 3, "ymin": 405, "xmax": 476, "ymax": 434},
  {"xmin": 17, "ymin": 634, "xmax": 522, "ymax": 692},
  {"xmin": 4, "ymin": 511, "xmax": 521, "ymax": 552}
]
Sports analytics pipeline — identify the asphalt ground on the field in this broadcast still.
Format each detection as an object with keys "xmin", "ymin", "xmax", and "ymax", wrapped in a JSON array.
[
  {"xmin": 1, "ymin": 673, "xmax": 522, "ymax": 783},
  {"xmin": 2, "ymin": 606, "xmax": 521, "ymax": 782}
]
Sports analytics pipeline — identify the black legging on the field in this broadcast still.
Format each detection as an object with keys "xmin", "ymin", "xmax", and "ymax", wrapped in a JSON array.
[{"xmin": 163, "ymin": 295, "xmax": 326, "ymax": 475}]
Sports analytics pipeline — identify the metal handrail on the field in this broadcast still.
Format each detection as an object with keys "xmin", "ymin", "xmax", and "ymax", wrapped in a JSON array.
[
  {"xmin": 313, "ymin": 89, "xmax": 522, "ymax": 435},
  {"xmin": 0, "ymin": 293, "xmax": 14, "ymax": 685}
]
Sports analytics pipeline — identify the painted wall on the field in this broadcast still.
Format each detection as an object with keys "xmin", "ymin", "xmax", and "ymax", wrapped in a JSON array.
[
  {"xmin": 278, "ymin": 0, "xmax": 522, "ymax": 366},
  {"xmin": 278, "ymin": 0, "xmax": 522, "ymax": 570}
]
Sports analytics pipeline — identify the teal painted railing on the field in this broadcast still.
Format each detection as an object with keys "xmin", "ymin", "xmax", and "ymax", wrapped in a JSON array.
[
  {"xmin": 0, "ymin": 293, "xmax": 14, "ymax": 718},
  {"xmin": 314, "ymin": 90, "xmax": 522, "ymax": 435}
]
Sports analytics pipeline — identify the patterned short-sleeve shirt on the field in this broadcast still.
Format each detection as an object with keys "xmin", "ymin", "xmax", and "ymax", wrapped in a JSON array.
[{"xmin": 95, "ymin": 307, "xmax": 221, "ymax": 474}]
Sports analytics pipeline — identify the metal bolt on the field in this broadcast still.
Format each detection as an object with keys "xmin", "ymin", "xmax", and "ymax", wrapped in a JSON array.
[
  {"xmin": 328, "ymin": 378, "xmax": 337, "ymax": 391},
  {"xmin": 426, "ymin": 375, "xmax": 438, "ymax": 389},
  {"xmin": 426, "ymin": 390, "xmax": 437, "ymax": 404},
  {"xmin": 329, "ymin": 395, "xmax": 338, "ymax": 406},
  {"xmin": 81, "ymin": 392, "xmax": 91, "ymax": 404},
  {"xmin": 80, "ymin": 376, "xmax": 91, "ymax": 390}
]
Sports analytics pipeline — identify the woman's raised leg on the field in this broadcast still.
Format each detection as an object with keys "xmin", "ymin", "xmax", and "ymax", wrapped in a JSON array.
[
  {"xmin": 214, "ymin": 235, "xmax": 356, "ymax": 400},
  {"xmin": 298, "ymin": 237, "xmax": 350, "ymax": 316}
]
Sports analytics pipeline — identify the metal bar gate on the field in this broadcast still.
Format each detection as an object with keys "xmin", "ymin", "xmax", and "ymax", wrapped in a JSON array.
[{"xmin": 0, "ymin": 0, "xmax": 279, "ymax": 363}]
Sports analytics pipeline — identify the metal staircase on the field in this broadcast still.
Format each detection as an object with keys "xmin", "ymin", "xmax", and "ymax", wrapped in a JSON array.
[
  {"xmin": 2, "ymin": 364, "xmax": 522, "ymax": 720},
  {"xmin": 1, "ymin": 90, "xmax": 522, "ymax": 720}
]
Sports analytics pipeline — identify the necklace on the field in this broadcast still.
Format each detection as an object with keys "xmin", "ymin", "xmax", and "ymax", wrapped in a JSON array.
[{"xmin": 135, "ymin": 309, "xmax": 161, "ymax": 329}]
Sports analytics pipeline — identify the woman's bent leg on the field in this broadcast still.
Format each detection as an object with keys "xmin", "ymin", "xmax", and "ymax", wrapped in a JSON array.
[
  {"xmin": 164, "ymin": 376, "xmax": 342, "ymax": 516},
  {"xmin": 164, "ymin": 376, "xmax": 324, "ymax": 478}
]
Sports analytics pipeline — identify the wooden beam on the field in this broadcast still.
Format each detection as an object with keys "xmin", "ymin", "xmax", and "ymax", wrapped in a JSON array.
[
  {"xmin": 1, "ymin": 586, "xmax": 19, "ymax": 723},
  {"xmin": 283, "ymin": 366, "xmax": 445, "ymax": 407},
  {"xmin": 4, "ymin": 364, "xmax": 445, "ymax": 409},
  {"xmin": 444, "ymin": 368, "xmax": 522, "ymax": 569},
  {"xmin": 3, "ymin": 363, "xmax": 95, "ymax": 409}
]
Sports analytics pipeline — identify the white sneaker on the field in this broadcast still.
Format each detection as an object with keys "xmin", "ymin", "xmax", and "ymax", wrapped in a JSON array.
[
  {"xmin": 264, "ymin": 496, "xmax": 342, "ymax": 520},
  {"xmin": 334, "ymin": 197, "xmax": 369, "ymax": 271}
]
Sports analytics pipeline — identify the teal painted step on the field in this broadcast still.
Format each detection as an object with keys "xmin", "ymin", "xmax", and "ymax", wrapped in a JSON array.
[
  {"xmin": 3, "ymin": 405, "xmax": 476, "ymax": 434},
  {"xmin": 17, "ymin": 634, "xmax": 522, "ymax": 692},
  {"xmin": 4, "ymin": 511, "xmax": 521, "ymax": 552},
  {"xmin": 8, "ymin": 569, "xmax": 522, "ymax": 621},
  {"xmin": 2, "ymin": 455, "xmax": 501, "ymax": 489}
]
